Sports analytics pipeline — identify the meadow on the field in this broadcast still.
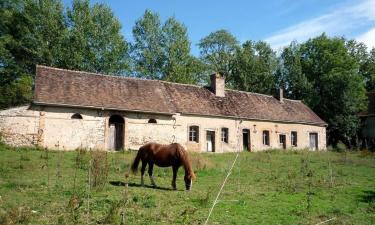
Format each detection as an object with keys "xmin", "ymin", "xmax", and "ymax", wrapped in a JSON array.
[{"xmin": 0, "ymin": 142, "xmax": 374, "ymax": 225}]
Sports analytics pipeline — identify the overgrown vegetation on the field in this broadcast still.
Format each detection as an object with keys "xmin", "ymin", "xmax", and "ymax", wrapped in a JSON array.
[
  {"xmin": 1, "ymin": 0, "xmax": 375, "ymax": 147},
  {"xmin": 0, "ymin": 144, "xmax": 374, "ymax": 224}
]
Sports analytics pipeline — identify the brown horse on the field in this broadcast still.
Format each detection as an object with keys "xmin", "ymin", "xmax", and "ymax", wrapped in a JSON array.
[{"xmin": 131, "ymin": 143, "xmax": 196, "ymax": 190}]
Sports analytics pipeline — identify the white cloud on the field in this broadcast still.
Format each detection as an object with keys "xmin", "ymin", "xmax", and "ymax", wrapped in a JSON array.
[
  {"xmin": 357, "ymin": 27, "xmax": 375, "ymax": 49},
  {"xmin": 265, "ymin": 0, "xmax": 375, "ymax": 50}
]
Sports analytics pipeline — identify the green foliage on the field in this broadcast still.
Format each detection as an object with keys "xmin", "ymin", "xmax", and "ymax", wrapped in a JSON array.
[
  {"xmin": 131, "ymin": 10, "xmax": 203, "ymax": 83},
  {"xmin": 0, "ymin": 0, "xmax": 129, "ymax": 109},
  {"xmin": 232, "ymin": 40, "xmax": 277, "ymax": 94},
  {"xmin": 131, "ymin": 10, "xmax": 164, "ymax": 79},
  {"xmin": 0, "ymin": 0, "xmax": 66, "ymax": 108},
  {"xmin": 62, "ymin": 0, "xmax": 129, "ymax": 74},
  {"xmin": 335, "ymin": 141, "xmax": 348, "ymax": 152},
  {"xmin": 0, "ymin": 75, "xmax": 33, "ymax": 109},
  {"xmin": 278, "ymin": 34, "xmax": 367, "ymax": 146},
  {"xmin": 0, "ymin": 147, "xmax": 374, "ymax": 224},
  {"xmin": 277, "ymin": 41, "xmax": 312, "ymax": 100},
  {"xmin": 198, "ymin": 29, "xmax": 239, "ymax": 83},
  {"xmin": 362, "ymin": 48, "xmax": 375, "ymax": 91}
]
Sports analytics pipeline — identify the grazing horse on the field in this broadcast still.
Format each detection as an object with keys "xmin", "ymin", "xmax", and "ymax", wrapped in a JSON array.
[{"xmin": 131, "ymin": 143, "xmax": 196, "ymax": 190}]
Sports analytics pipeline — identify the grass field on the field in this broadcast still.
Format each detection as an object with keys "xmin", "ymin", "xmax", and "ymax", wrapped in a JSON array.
[{"xmin": 0, "ymin": 143, "xmax": 374, "ymax": 225}]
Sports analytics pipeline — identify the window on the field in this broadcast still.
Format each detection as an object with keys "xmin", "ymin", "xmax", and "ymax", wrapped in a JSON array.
[
  {"xmin": 189, "ymin": 126, "xmax": 199, "ymax": 142},
  {"xmin": 291, "ymin": 131, "xmax": 297, "ymax": 146},
  {"xmin": 262, "ymin": 130, "xmax": 270, "ymax": 146},
  {"xmin": 71, "ymin": 113, "xmax": 82, "ymax": 119},
  {"xmin": 148, "ymin": 118, "xmax": 157, "ymax": 123},
  {"xmin": 221, "ymin": 128, "xmax": 229, "ymax": 143}
]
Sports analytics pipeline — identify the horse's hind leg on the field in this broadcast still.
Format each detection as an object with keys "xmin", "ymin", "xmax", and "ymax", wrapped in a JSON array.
[
  {"xmin": 140, "ymin": 161, "xmax": 146, "ymax": 186},
  {"xmin": 172, "ymin": 166, "xmax": 178, "ymax": 190},
  {"xmin": 148, "ymin": 162, "xmax": 156, "ymax": 187}
]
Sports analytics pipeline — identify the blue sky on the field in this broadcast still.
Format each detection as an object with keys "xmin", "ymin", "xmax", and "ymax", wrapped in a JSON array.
[{"xmin": 63, "ymin": 0, "xmax": 375, "ymax": 54}]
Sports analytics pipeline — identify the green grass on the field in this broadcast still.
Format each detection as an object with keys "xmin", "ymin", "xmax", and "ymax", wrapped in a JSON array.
[{"xmin": 0, "ymin": 143, "xmax": 374, "ymax": 225}]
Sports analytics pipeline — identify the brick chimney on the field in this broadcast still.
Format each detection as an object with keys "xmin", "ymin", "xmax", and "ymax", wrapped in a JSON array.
[
  {"xmin": 210, "ymin": 73, "xmax": 225, "ymax": 97},
  {"xmin": 278, "ymin": 88, "xmax": 284, "ymax": 103}
]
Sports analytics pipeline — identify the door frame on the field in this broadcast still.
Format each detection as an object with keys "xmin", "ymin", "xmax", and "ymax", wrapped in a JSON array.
[
  {"xmin": 242, "ymin": 129, "xmax": 250, "ymax": 151},
  {"xmin": 309, "ymin": 132, "xmax": 318, "ymax": 150},
  {"xmin": 108, "ymin": 115, "xmax": 125, "ymax": 151},
  {"xmin": 279, "ymin": 134, "xmax": 286, "ymax": 149},
  {"xmin": 206, "ymin": 130, "xmax": 215, "ymax": 152}
]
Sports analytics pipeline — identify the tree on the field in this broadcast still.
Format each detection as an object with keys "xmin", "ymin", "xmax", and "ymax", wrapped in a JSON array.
[
  {"xmin": 131, "ymin": 10, "xmax": 164, "ymax": 79},
  {"xmin": 277, "ymin": 41, "xmax": 312, "ymax": 100},
  {"xmin": 131, "ymin": 11, "xmax": 204, "ymax": 83},
  {"xmin": 298, "ymin": 34, "xmax": 367, "ymax": 146},
  {"xmin": 345, "ymin": 40, "xmax": 375, "ymax": 91},
  {"xmin": 363, "ymin": 48, "xmax": 375, "ymax": 91},
  {"xmin": 198, "ymin": 30, "xmax": 239, "ymax": 84},
  {"xmin": 232, "ymin": 40, "xmax": 277, "ymax": 94},
  {"xmin": 0, "ymin": 0, "xmax": 66, "ymax": 108},
  {"xmin": 161, "ymin": 17, "xmax": 204, "ymax": 84},
  {"xmin": 62, "ymin": 0, "xmax": 129, "ymax": 74}
]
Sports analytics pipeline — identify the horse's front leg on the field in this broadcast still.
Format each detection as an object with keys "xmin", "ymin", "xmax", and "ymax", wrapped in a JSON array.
[
  {"xmin": 148, "ymin": 162, "xmax": 156, "ymax": 187},
  {"xmin": 172, "ymin": 166, "xmax": 179, "ymax": 190},
  {"xmin": 140, "ymin": 161, "xmax": 146, "ymax": 186}
]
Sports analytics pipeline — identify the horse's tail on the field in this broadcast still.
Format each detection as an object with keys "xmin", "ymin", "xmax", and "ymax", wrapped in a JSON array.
[{"xmin": 131, "ymin": 148, "xmax": 142, "ymax": 174}]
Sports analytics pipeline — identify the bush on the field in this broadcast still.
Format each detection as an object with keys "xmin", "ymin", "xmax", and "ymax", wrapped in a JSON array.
[
  {"xmin": 335, "ymin": 141, "xmax": 347, "ymax": 152},
  {"xmin": 90, "ymin": 150, "xmax": 109, "ymax": 191}
]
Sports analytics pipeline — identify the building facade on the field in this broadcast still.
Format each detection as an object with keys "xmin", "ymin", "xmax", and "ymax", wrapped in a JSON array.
[{"xmin": 0, "ymin": 66, "xmax": 327, "ymax": 152}]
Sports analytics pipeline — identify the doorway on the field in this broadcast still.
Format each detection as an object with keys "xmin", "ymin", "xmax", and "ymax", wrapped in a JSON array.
[
  {"xmin": 309, "ymin": 133, "xmax": 318, "ymax": 150},
  {"xmin": 206, "ymin": 131, "xmax": 215, "ymax": 152},
  {"xmin": 108, "ymin": 115, "xmax": 124, "ymax": 150},
  {"xmin": 242, "ymin": 129, "xmax": 250, "ymax": 151},
  {"xmin": 279, "ymin": 134, "xmax": 286, "ymax": 149}
]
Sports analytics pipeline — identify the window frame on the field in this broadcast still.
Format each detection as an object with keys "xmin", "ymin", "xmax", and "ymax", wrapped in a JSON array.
[
  {"xmin": 221, "ymin": 127, "xmax": 229, "ymax": 143},
  {"xmin": 188, "ymin": 125, "xmax": 199, "ymax": 143},
  {"xmin": 291, "ymin": 131, "xmax": 297, "ymax": 147},
  {"xmin": 262, "ymin": 130, "xmax": 270, "ymax": 146}
]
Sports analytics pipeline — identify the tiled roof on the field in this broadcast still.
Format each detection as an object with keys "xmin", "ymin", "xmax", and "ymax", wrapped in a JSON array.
[{"xmin": 34, "ymin": 65, "xmax": 326, "ymax": 125}]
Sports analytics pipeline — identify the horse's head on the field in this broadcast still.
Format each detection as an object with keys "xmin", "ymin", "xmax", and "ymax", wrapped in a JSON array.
[{"xmin": 184, "ymin": 172, "xmax": 196, "ymax": 191}]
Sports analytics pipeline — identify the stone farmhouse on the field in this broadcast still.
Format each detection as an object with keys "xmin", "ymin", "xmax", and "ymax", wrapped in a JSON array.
[{"xmin": 0, "ymin": 65, "xmax": 327, "ymax": 152}]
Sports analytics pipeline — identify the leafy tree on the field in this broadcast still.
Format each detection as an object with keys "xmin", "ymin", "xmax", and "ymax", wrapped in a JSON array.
[
  {"xmin": 345, "ymin": 40, "xmax": 375, "ymax": 91},
  {"xmin": 161, "ymin": 17, "xmax": 204, "ymax": 84},
  {"xmin": 131, "ymin": 10, "xmax": 164, "ymax": 79},
  {"xmin": 232, "ymin": 40, "xmax": 277, "ymax": 94},
  {"xmin": 62, "ymin": 0, "xmax": 129, "ymax": 74},
  {"xmin": 277, "ymin": 41, "xmax": 312, "ymax": 100},
  {"xmin": 198, "ymin": 29, "xmax": 239, "ymax": 84},
  {"xmin": 363, "ymin": 48, "xmax": 375, "ymax": 91},
  {"xmin": 131, "ymin": 11, "xmax": 204, "ymax": 83},
  {"xmin": 298, "ymin": 34, "xmax": 367, "ymax": 146},
  {"xmin": 0, "ymin": 0, "xmax": 66, "ymax": 108}
]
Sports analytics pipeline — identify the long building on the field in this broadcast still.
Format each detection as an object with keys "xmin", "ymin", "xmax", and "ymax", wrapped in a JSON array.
[{"xmin": 0, "ymin": 66, "xmax": 327, "ymax": 152}]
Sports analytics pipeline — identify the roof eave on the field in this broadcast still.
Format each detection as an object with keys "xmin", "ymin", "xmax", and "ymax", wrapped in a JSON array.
[{"xmin": 32, "ymin": 101, "xmax": 175, "ymax": 116}]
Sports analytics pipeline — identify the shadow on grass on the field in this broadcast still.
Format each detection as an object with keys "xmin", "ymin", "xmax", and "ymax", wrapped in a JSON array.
[
  {"xmin": 109, "ymin": 181, "xmax": 179, "ymax": 191},
  {"xmin": 358, "ymin": 190, "xmax": 375, "ymax": 203}
]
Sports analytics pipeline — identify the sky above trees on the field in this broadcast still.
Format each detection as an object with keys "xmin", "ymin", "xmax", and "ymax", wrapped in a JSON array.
[{"xmin": 63, "ymin": 0, "xmax": 375, "ymax": 54}]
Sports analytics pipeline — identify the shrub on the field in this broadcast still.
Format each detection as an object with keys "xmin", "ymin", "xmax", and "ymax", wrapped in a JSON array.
[
  {"xmin": 90, "ymin": 150, "xmax": 109, "ymax": 191},
  {"xmin": 335, "ymin": 141, "xmax": 347, "ymax": 152},
  {"xmin": 0, "ymin": 207, "xmax": 32, "ymax": 225},
  {"xmin": 189, "ymin": 153, "xmax": 213, "ymax": 171}
]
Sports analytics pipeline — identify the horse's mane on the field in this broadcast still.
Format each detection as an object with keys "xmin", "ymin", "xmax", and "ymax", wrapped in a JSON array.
[{"xmin": 175, "ymin": 144, "xmax": 196, "ymax": 180}]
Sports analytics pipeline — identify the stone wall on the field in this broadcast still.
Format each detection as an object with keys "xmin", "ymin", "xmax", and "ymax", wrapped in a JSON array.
[
  {"xmin": 0, "ymin": 105, "xmax": 326, "ymax": 151},
  {"xmin": 0, "ymin": 106, "xmax": 40, "ymax": 147},
  {"xmin": 173, "ymin": 114, "xmax": 326, "ymax": 152}
]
